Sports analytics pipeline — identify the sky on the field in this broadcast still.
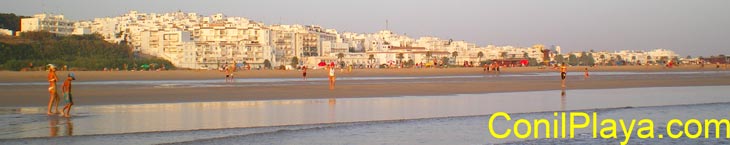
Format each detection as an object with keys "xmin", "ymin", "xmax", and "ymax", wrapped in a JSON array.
[{"xmin": 4, "ymin": 0, "xmax": 730, "ymax": 57}]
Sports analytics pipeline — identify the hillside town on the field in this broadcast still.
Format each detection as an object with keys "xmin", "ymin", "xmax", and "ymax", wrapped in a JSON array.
[{"xmin": 7, "ymin": 11, "xmax": 706, "ymax": 70}]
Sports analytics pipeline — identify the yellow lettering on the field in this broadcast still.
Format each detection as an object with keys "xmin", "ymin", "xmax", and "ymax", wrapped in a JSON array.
[
  {"xmin": 514, "ymin": 119, "xmax": 532, "ymax": 138},
  {"xmin": 534, "ymin": 119, "xmax": 550, "ymax": 138},
  {"xmin": 684, "ymin": 119, "xmax": 702, "ymax": 139},
  {"xmin": 704, "ymin": 119, "xmax": 730, "ymax": 138},
  {"xmin": 667, "ymin": 119, "xmax": 683, "ymax": 138},
  {"xmin": 600, "ymin": 119, "xmax": 617, "ymax": 138},
  {"xmin": 636, "ymin": 119, "xmax": 654, "ymax": 139},
  {"xmin": 619, "ymin": 119, "xmax": 636, "ymax": 145},
  {"xmin": 570, "ymin": 112, "xmax": 589, "ymax": 138},
  {"xmin": 489, "ymin": 112, "xmax": 512, "ymax": 139}
]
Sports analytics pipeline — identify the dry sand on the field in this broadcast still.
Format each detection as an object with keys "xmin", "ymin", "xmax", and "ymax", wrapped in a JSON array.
[{"xmin": 0, "ymin": 65, "xmax": 729, "ymax": 107}]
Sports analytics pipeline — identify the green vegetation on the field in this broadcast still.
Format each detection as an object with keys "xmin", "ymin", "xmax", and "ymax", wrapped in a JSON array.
[
  {"xmin": 554, "ymin": 54, "xmax": 565, "ymax": 64},
  {"xmin": 0, "ymin": 13, "xmax": 29, "ymax": 32},
  {"xmin": 263, "ymin": 59, "xmax": 272, "ymax": 69},
  {"xmin": 290, "ymin": 56, "xmax": 299, "ymax": 66},
  {"xmin": 568, "ymin": 54, "xmax": 578, "ymax": 66},
  {"xmin": 0, "ymin": 31, "xmax": 173, "ymax": 71}
]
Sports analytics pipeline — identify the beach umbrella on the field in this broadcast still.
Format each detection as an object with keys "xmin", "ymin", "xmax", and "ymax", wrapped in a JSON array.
[
  {"xmin": 141, "ymin": 64, "xmax": 150, "ymax": 70},
  {"xmin": 520, "ymin": 59, "xmax": 529, "ymax": 66}
]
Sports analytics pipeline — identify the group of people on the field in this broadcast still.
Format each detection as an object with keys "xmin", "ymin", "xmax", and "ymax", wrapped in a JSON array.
[
  {"xmin": 224, "ymin": 61, "xmax": 237, "ymax": 82},
  {"xmin": 46, "ymin": 64, "xmax": 75, "ymax": 117},
  {"xmin": 556, "ymin": 62, "xmax": 591, "ymax": 88},
  {"xmin": 303, "ymin": 63, "xmax": 337, "ymax": 90},
  {"xmin": 483, "ymin": 63, "xmax": 502, "ymax": 73}
]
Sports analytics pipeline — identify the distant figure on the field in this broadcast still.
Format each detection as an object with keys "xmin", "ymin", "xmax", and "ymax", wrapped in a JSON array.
[
  {"xmin": 228, "ymin": 61, "xmax": 237, "ymax": 82},
  {"xmin": 302, "ymin": 66, "xmax": 308, "ymax": 80},
  {"xmin": 717, "ymin": 63, "xmax": 721, "ymax": 70},
  {"xmin": 224, "ymin": 65, "xmax": 232, "ymax": 82},
  {"xmin": 328, "ymin": 65, "xmax": 336, "ymax": 90},
  {"xmin": 560, "ymin": 63, "xmax": 568, "ymax": 88},
  {"xmin": 61, "ymin": 73, "xmax": 76, "ymax": 117},
  {"xmin": 584, "ymin": 68, "xmax": 590, "ymax": 79},
  {"xmin": 495, "ymin": 63, "xmax": 501, "ymax": 73},
  {"xmin": 483, "ymin": 64, "xmax": 488, "ymax": 72},
  {"xmin": 700, "ymin": 61, "xmax": 705, "ymax": 69},
  {"xmin": 47, "ymin": 64, "xmax": 60, "ymax": 115}
]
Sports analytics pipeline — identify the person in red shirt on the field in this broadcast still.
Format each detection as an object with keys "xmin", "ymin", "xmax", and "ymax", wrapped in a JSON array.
[{"xmin": 302, "ymin": 66, "xmax": 308, "ymax": 80}]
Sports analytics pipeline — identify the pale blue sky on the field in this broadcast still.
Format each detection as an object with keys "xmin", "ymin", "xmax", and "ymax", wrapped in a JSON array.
[{"xmin": 5, "ymin": 0, "xmax": 730, "ymax": 56}]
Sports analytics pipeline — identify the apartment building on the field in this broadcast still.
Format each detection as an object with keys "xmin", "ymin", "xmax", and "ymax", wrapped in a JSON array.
[{"xmin": 20, "ymin": 13, "xmax": 75, "ymax": 35}]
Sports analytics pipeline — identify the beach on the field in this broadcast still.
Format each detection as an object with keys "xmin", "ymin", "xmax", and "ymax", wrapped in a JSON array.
[
  {"xmin": 1, "ymin": 65, "xmax": 730, "ymax": 144},
  {"xmin": 1, "ymin": 86, "xmax": 729, "ymax": 144},
  {"xmin": 1, "ymin": 65, "xmax": 729, "ymax": 107}
]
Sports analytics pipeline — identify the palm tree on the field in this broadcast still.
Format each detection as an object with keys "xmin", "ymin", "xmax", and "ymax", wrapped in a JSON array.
[
  {"xmin": 426, "ymin": 51, "xmax": 433, "ymax": 59},
  {"xmin": 337, "ymin": 52, "xmax": 345, "ymax": 61},
  {"xmin": 522, "ymin": 52, "xmax": 529, "ymax": 58},
  {"xmin": 500, "ymin": 52, "xmax": 508, "ymax": 59},
  {"xmin": 396, "ymin": 53, "xmax": 405, "ymax": 64},
  {"xmin": 290, "ymin": 57, "xmax": 299, "ymax": 67},
  {"xmin": 368, "ymin": 54, "xmax": 375, "ymax": 68},
  {"xmin": 452, "ymin": 51, "xmax": 458, "ymax": 58},
  {"xmin": 477, "ymin": 51, "xmax": 484, "ymax": 62},
  {"xmin": 631, "ymin": 56, "xmax": 637, "ymax": 65},
  {"xmin": 646, "ymin": 55, "xmax": 652, "ymax": 64}
]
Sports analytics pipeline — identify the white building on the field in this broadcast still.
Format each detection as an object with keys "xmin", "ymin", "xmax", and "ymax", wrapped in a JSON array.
[
  {"xmin": 0, "ymin": 28, "xmax": 12, "ymax": 36},
  {"xmin": 60, "ymin": 10, "xmax": 683, "ymax": 69},
  {"xmin": 20, "ymin": 13, "xmax": 75, "ymax": 35}
]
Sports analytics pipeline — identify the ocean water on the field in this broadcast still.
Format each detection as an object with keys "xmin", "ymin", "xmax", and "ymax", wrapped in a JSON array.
[{"xmin": 1, "ymin": 86, "xmax": 729, "ymax": 144}]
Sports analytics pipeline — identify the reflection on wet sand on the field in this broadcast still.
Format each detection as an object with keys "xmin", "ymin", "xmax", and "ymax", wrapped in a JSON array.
[
  {"xmin": 47, "ymin": 116, "xmax": 73, "ymax": 137},
  {"xmin": 48, "ymin": 116, "xmax": 58, "ymax": 137},
  {"xmin": 328, "ymin": 98, "xmax": 336, "ymax": 123},
  {"xmin": 561, "ymin": 88, "xmax": 567, "ymax": 110},
  {"xmin": 1, "ymin": 86, "xmax": 730, "ymax": 139}
]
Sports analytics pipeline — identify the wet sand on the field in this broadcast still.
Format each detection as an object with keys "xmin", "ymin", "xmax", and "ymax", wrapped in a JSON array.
[
  {"xmin": 1, "ymin": 86, "xmax": 729, "ymax": 143},
  {"xmin": 1, "ymin": 66, "xmax": 730, "ymax": 107},
  {"xmin": 2, "ymin": 100, "xmax": 729, "ymax": 144},
  {"xmin": 0, "ymin": 65, "xmax": 723, "ymax": 82}
]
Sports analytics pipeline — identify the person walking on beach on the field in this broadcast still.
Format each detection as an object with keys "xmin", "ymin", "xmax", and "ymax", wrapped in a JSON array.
[
  {"xmin": 483, "ymin": 63, "xmax": 488, "ymax": 73},
  {"xmin": 560, "ymin": 63, "xmax": 568, "ymax": 88},
  {"xmin": 47, "ymin": 64, "xmax": 60, "ymax": 115},
  {"xmin": 716, "ymin": 62, "xmax": 721, "ymax": 70},
  {"xmin": 328, "ymin": 65, "xmax": 336, "ymax": 90},
  {"xmin": 61, "ymin": 73, "xmax": 75, "ymax": 117},
  {"xmin": 224, "ymin": 65, "xmax": 231, "ymax": 82},
  {"xmin": 584, "ymin": 68, "xmax": 590, "ymax": 80},
  {"xmin": 302, "ymin": 65, "xmax": 308, "ymax": 80}
]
